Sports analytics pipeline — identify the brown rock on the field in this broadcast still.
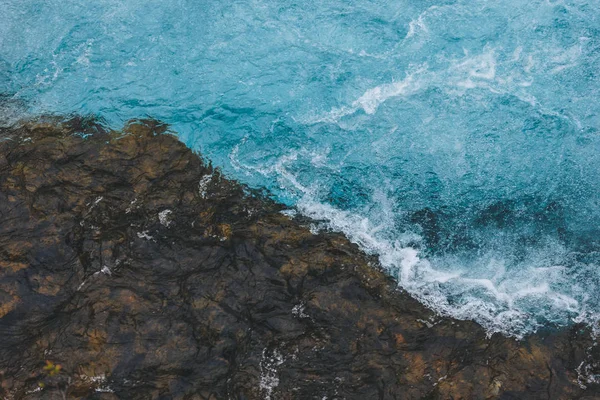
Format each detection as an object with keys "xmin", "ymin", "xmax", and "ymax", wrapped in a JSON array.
[{"xmin": 0, "ymin": 117, "xmax": 598, "ymax": 399}]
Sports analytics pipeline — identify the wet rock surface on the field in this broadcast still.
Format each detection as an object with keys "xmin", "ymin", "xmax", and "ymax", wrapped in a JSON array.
[{"xmin": 0, "ymin": 117, "xmax": 599, "ymax": 399}]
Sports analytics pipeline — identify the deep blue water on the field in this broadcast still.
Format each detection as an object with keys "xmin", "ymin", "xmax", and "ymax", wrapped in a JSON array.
[{"xmin": 2, "ymin": 0, "xmax": 600, "ymax": 336}]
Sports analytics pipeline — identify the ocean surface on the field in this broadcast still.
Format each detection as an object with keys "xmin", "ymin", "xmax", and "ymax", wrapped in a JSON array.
[{"xmin": 2, "ymin": 0, "xmax": 600, "ymax": 337}]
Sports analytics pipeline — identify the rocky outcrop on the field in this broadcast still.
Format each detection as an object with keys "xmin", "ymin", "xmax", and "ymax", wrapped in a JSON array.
[{"xmin": 0, "ymin": 117, "xmax": 599, "ymax": 399}]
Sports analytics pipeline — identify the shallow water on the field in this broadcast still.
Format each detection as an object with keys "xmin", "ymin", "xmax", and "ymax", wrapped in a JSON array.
[{"xmin": 2, "ymin": 0, "xmax": 600, "ymax": 336}]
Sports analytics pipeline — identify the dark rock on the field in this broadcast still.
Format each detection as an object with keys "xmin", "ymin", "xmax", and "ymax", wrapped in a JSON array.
[{"xmin": 0, "ymin": 117, "xmax": 598, "ymax": 399}]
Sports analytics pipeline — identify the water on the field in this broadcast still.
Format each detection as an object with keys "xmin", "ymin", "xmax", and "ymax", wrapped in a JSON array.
[{"xmin": 2, "ymin": 0, "xmax": 600, "ymax": 337}]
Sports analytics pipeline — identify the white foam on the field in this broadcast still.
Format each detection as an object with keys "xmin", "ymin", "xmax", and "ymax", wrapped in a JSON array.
[
  {"xmin": 306, "ymin": 67, "xmax": 426, "ymax": 123},
  {"xmin": 158, "ymin": 209, "xmax": 173, "ymax": 227},
  {"xmin": 352, "ymin": 74, "xmax": 420, "ymax": 115},
  {"xmin": 282, "ymin": 181, "xmax": 595, "ymax": 337},
  {"xmin": 137, "ymin": 231, "xmax": 154, "ymax": 241},
  {"xmin": 259, "ymin": 348, "xmax": 285, "ymax": 400},
  {"xmin": 403, "ymin": 5, "xmax": 439, "ymax": 40},
  {"xmin": 405, "ymin": 15, "xmax": 429, "ymax": 39},
  {"xmin": 305, "ymin": 46, "xmax": 543, "ymax": 124},
  {"xmin": 198, "ymin": 173, "xmax": 213, "ymax": 198}
]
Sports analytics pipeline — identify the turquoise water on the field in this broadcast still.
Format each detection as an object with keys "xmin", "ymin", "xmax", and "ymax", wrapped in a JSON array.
[{"xmin": 2, "ymin": 0, "xmax": 600, "ymax": 336}]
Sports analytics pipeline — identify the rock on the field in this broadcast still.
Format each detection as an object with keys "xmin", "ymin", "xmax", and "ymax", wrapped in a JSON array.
[{"xmin": 0, "ymin": 117, "xmax": 598, "ymax": 399}]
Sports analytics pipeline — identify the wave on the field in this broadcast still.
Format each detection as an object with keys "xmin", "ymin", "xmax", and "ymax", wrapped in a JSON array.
[{"xmin": 294, "ymin": 184, "xmax": 594, "ymax": 338}]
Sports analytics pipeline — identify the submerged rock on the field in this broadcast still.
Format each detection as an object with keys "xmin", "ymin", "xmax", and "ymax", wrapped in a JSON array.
[{"xmin": 0, "ymin": 117, "xmax": 599, "ymax": 399}]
